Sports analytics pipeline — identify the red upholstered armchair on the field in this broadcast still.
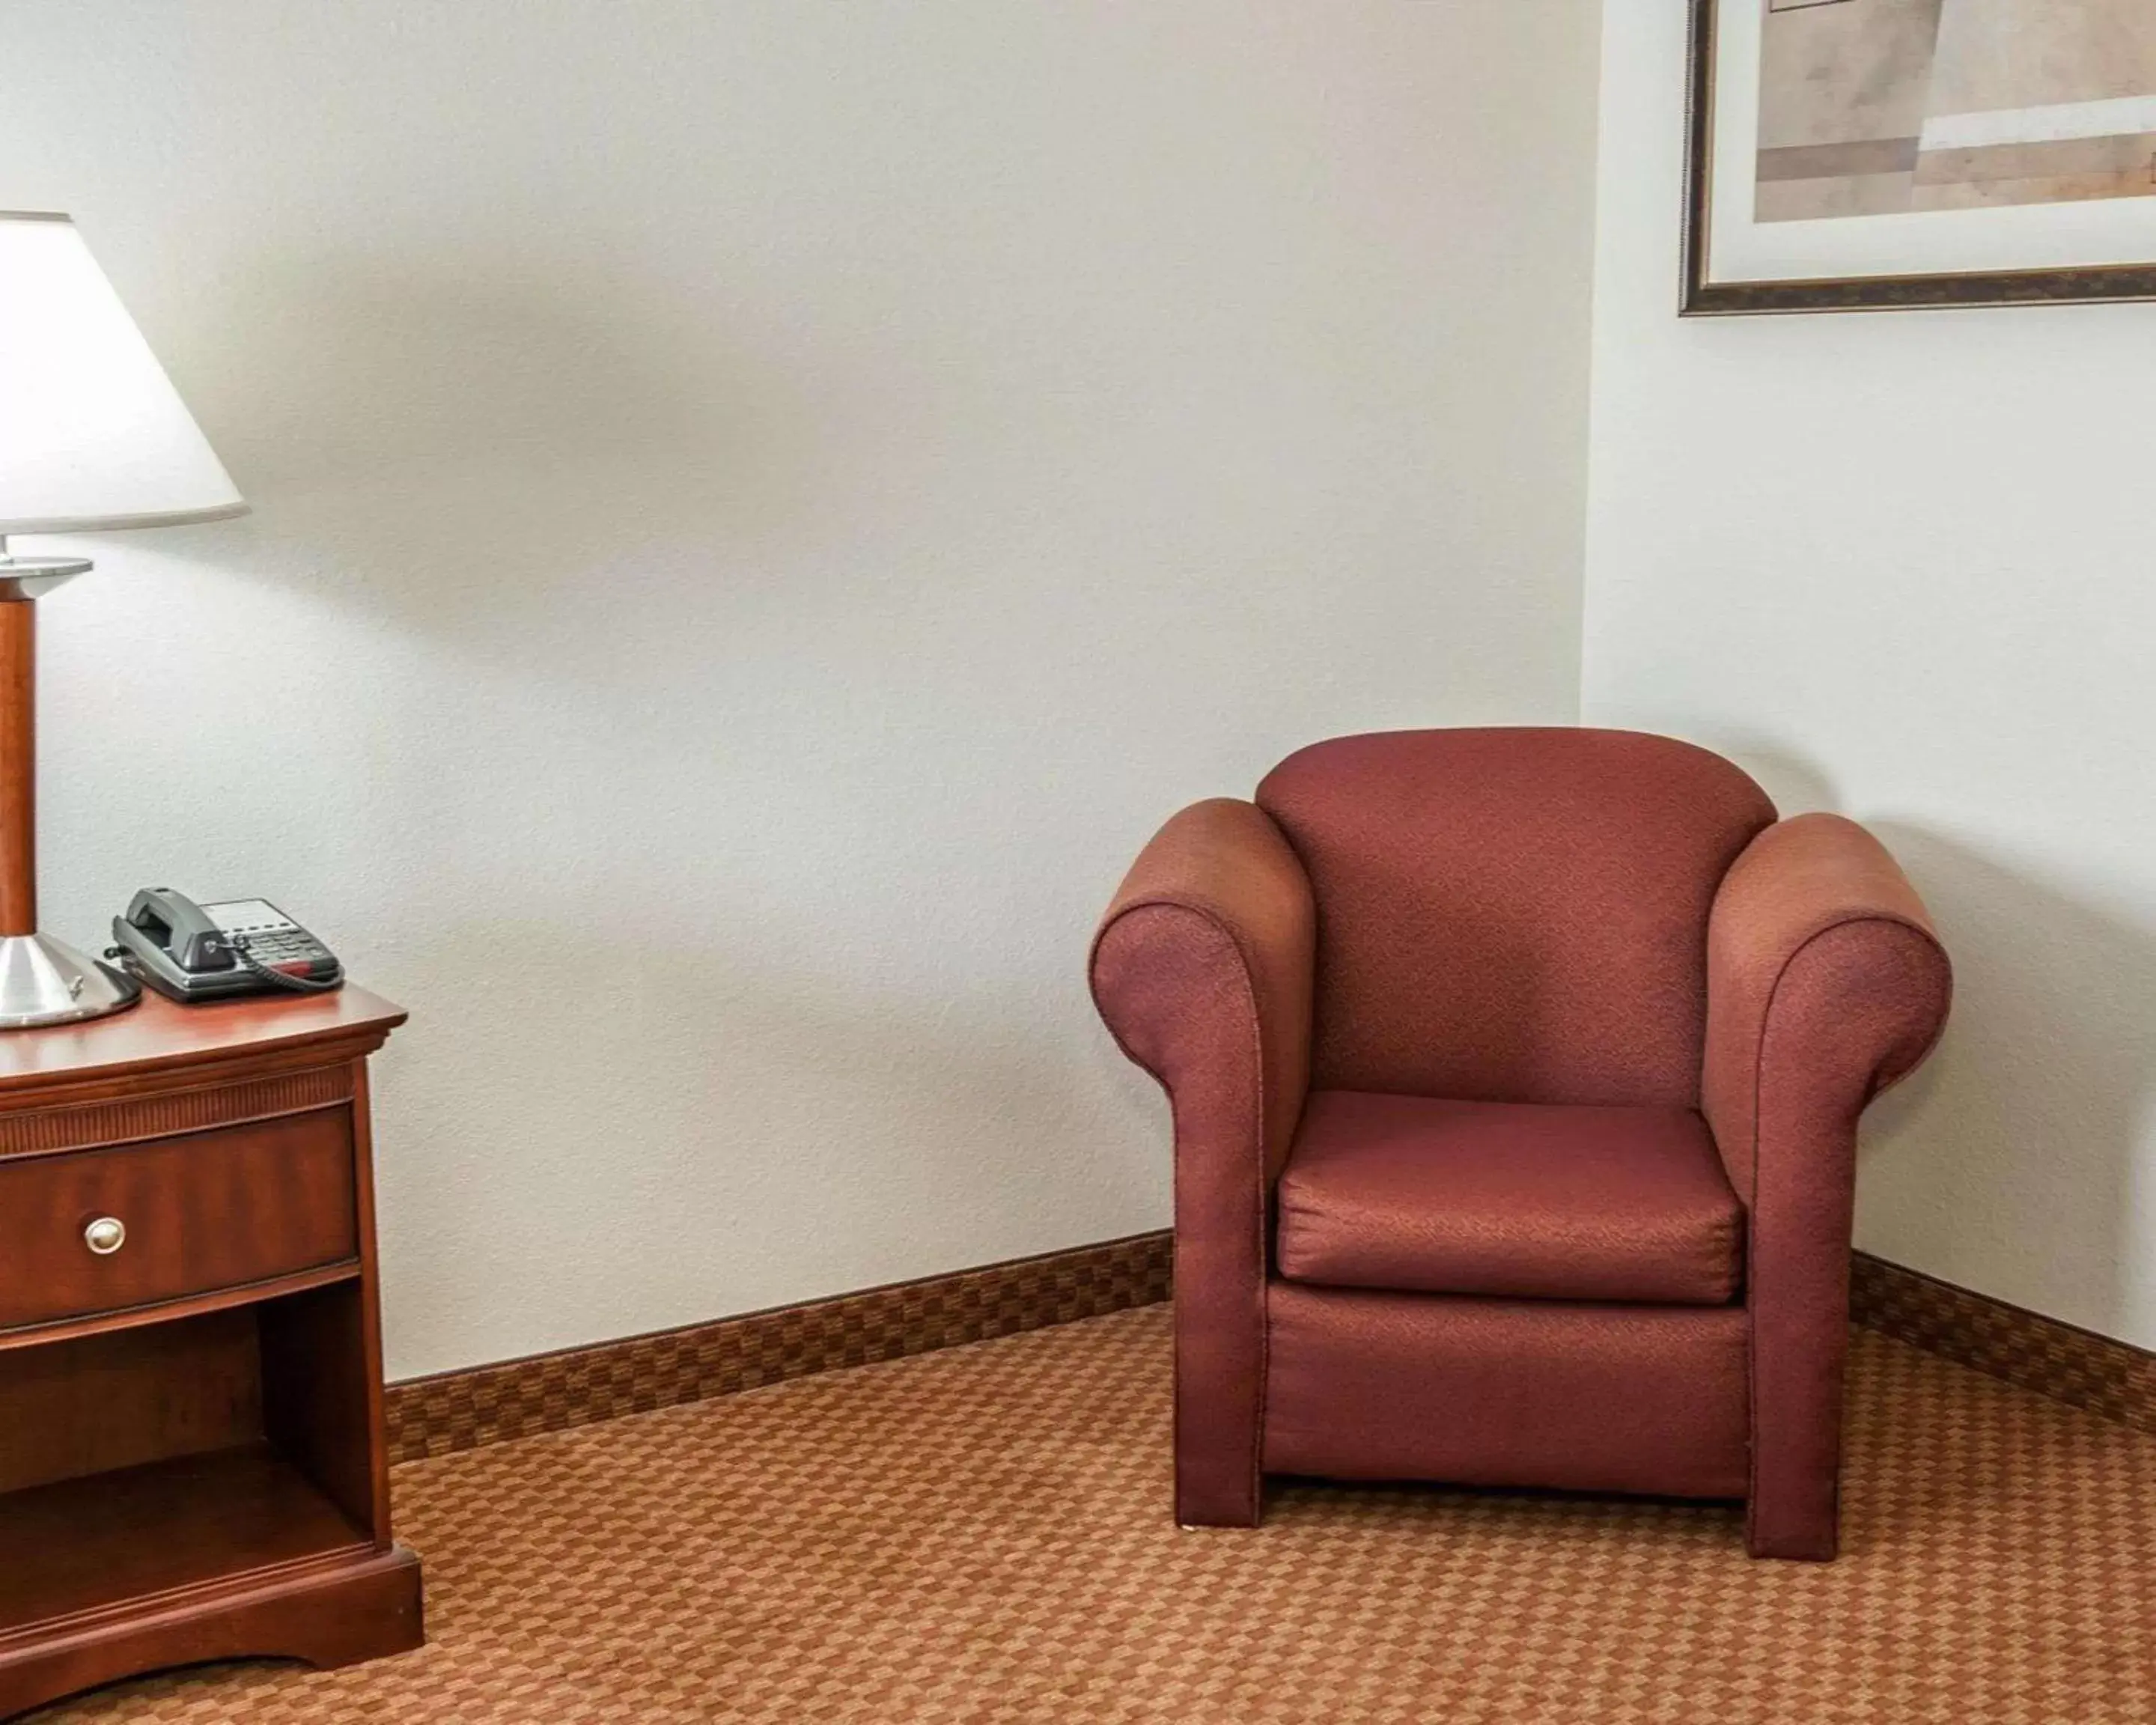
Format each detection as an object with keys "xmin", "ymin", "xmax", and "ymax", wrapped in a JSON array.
[{"xmin": 1089, "ymin": 729, "xmax": 1950, "ymax": 1560}]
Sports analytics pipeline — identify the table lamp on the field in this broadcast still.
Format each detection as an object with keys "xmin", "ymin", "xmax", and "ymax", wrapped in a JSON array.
[{"xmin": 0, "ymin": 210, "xmax": 247, "ymax": 1029}]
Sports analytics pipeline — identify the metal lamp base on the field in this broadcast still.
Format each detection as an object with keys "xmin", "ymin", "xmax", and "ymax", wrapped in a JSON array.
[{"xmin": 0, "ymin": 933, "xmax": 143, "ymax": 1029}]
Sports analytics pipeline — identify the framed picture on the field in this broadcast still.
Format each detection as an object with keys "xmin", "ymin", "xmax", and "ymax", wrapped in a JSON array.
[{"xmin": 1684, "ymin": 0, "xmax": 2156, "ymax": 314}]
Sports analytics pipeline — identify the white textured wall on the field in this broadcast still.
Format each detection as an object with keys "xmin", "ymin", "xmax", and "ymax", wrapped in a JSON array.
[
  {"xmin": 1, "ymin": 1, "xmax": 1601, "ymax": 1377},
  {"xmin": 1586, "ymin": 1, "xmax": 2156, "ymax": 1348}
]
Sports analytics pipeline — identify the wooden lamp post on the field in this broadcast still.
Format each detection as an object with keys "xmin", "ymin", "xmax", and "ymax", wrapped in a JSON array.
[{"xmin": 0, "ymin": 211, "xmax": 247, "ymax": 1027}]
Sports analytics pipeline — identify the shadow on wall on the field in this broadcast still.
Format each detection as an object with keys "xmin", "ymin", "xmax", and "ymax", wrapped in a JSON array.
[
  {"xmin": 1718, "ymin": 741, "xmax": 2156, "ymax": 1339},
  {"xmin": 199, "ymin": 251, "xmax": 823, "ymax": 649},
  {"xmin": 1860, "ymin": 823, "xmax": 2156, "ymax": 1336}
]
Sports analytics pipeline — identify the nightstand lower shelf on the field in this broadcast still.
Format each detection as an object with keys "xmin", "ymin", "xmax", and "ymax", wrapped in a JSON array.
[
  {"xmin": 0, "ymin": 1443, "xmax": 371, "ymax": 1640},
  {"xmin": 0, "ymin": 1204, "xmax": 420, "ymax": 1715}
]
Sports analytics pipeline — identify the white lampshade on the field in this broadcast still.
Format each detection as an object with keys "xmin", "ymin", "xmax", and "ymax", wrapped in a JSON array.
[{"xmin": 0, "ymin": 211, "xmax": 246, "ymax": 535}]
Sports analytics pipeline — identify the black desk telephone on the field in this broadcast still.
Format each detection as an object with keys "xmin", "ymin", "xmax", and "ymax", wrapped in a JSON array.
[{"xmin": 109, "ymin": 889, "xmax": 345, "ymax": 1003}]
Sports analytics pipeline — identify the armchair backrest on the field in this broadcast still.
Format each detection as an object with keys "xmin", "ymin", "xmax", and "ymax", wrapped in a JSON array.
[{"xmin": 1255, "ymin": 728, "xmax": 1775, "ymax": 1107}]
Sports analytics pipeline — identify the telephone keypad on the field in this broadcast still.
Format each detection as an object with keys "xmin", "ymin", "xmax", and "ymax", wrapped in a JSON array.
[
  {"xmin": 216, "ymin": 912, "xmax": 330, "ymax": 967},
  {"xmin": 246, "ymin": 931, "xmax": 326, "ymax": 963}
]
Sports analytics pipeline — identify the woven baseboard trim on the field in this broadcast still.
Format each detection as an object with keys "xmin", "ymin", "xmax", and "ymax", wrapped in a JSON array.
[
  {"xmin": 384, "ymin": 1234, "xmax": 2155, "ymax": 1464},
  {"xmin": 385, "ymin": 1229, "xmax": 1174, "ymax": 1463},
  {"xmin": 1852, "ymin": 1250, "xmax": 2156, "ymax": 1437}
]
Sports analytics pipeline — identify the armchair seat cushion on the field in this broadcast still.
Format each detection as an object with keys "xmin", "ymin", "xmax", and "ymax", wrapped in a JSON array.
[{"xmin": 1276, "ymin": 1090, "xmax": 1744, "ymax": 1305}]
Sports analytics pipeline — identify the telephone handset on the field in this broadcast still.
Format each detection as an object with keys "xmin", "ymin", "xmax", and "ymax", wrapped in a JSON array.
[{"xmin": 109, "ymin": 889, "xmax": 344, "ymax": 1003}]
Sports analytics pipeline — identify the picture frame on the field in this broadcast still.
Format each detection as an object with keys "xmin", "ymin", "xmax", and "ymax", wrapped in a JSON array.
[{"xmin": 1683, "ymin": 0, "xmax": 2156, "ymax": 315}]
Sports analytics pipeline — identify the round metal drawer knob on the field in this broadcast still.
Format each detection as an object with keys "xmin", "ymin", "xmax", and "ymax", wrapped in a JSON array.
[{"xmin": 83, "ymin": 1216, "xmax": 127, "ymax": 1256}]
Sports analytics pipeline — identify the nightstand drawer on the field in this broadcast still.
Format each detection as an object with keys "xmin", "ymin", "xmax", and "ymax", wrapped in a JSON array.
[{"xmin": 0, "ymin": 1112, "xmax": 358, "ymax": 1331}]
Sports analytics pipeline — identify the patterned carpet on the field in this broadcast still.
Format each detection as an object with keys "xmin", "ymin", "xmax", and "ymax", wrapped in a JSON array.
[{"xmin": 30, "ymin": 1303, "xmax": 2156, "ymax": 1724}]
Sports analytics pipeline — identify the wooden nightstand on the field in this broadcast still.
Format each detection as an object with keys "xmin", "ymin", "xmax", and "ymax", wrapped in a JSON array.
[{"xmin": 0, "ymin": 985, "xmax": 421, "ymax": 1718}]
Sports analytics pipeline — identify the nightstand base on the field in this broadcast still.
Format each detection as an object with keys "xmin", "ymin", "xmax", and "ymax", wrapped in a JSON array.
[{"xmin": 0, "ymin": 1543, "xmax": 422, "ymax": 1720}]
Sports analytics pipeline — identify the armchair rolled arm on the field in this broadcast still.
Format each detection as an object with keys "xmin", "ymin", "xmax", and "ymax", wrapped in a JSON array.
[
  {"xmin": 1088, "ymin": 797, "xmax": 1315, "ymax": 1526},
  {"xmin": 1703, "ymin": 813, "xmax": 1951, "ymax": 1196},
  {"xmin": 1702, "ymin": 812, "xmax": 1952, "ymax": 1557},
  {"xmin": 1090, "ymin": 797, "xmax": 1316, "ymax": 1180}
]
